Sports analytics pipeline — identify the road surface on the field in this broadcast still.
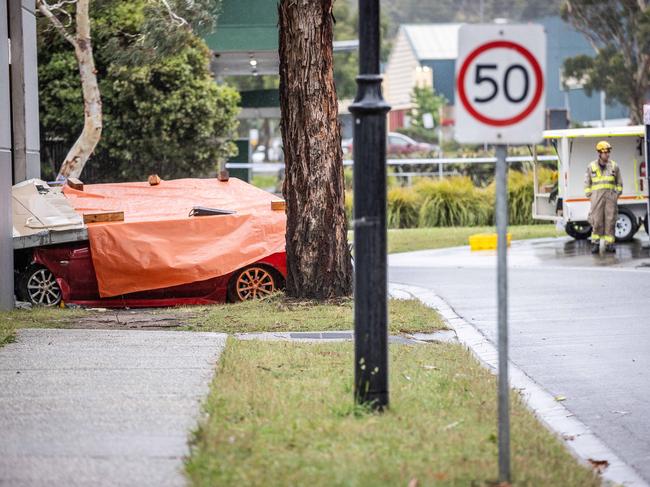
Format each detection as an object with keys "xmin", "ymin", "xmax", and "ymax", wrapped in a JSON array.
[{"xmin": 390, "ymin": 237, "xmax": 650, "ymax": 481}]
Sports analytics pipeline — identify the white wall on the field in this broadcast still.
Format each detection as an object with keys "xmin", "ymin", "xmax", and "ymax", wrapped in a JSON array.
[{"xmin": 383, "ymin": 28, "xmax": 420, "ymax": 111}]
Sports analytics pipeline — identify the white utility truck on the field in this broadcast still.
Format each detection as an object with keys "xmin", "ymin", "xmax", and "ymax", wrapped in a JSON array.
[{"xmin": 533, "ymin": 125, "xmax": 648, "ymax": 241}]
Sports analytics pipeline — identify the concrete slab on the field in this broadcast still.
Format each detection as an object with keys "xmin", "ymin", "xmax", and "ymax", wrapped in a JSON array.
[
  {"xmin": 235, "ymin": 331, "xmax": 420, "ymax": 345},
  {"xmin": 0, "ymin": 329, "xmax": 226, "ymax": 487},
  {"xmin": 389, "ymin": 237, "xmax": 650, "ymax": 482}
]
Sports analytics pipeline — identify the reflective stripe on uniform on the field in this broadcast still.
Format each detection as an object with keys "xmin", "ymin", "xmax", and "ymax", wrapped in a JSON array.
[
  {"xmin": 586, "ymin": 161, "xmax": 620, "ymax": 194},
  {"xmin": 585, "ymin": 183, "xmax": 617, "ymax": 192},
  {"xmin": 592, "ymin": 233, "xmax": 600, "ymax": 241},
  {"xmin": 604, "ymin": 235, "xmax": 615, "ymax": 243}
]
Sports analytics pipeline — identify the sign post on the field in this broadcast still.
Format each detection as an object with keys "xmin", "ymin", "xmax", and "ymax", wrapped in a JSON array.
[{"xmin": 455, "ymin": 24, "xmax": 546, "ymax": 483}]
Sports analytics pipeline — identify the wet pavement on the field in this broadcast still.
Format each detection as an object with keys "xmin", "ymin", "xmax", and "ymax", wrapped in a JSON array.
[
  {"xmin": 389, "ymin": 235, "xmax": 650, "ymax": 482},
  {"xmin": 390, "ymin": 235, "xmax": 650, "ymax": 270}
]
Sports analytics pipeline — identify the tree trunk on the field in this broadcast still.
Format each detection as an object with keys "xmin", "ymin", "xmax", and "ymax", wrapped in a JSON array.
[
  {"xmin": 278, "ymin": 0, "xmax": 352, "ymax": 299},
  {"xmin": 57, "ymin": 0, "xmax": 102, "ymax": 179}
]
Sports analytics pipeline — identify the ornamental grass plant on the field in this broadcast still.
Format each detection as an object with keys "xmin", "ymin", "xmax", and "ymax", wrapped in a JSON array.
[{"xmin": 347, "ymin": 169, "xmax": 556, "ymax": 229}]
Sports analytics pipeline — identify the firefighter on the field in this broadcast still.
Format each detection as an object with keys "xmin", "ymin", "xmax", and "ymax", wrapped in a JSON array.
[{"xmin": 584, "ymin": 140, "xmax": 623, "ymax": 253}]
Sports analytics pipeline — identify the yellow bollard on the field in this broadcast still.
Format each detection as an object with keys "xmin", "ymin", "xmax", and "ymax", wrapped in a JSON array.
[{"xmin": 469, "ymin": 233, "xmax": 512, "ymax": 251}]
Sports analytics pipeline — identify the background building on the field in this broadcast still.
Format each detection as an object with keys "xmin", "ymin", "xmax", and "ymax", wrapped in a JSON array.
[
  {"xmin": 2, "ymin": 0, "xmax": 41, "ymax": 309},
  {"xmin": 383, "ymin": 18, "xmax": 629, "ymax": 132}
]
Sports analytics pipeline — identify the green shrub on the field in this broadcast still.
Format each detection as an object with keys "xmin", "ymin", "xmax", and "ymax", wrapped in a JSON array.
[
  {"xmin": 345, "ymin": 169, "xmax": 557, "ymax": 229},
  {"xmin": 344, "ymin": 168, "xmax": 354, "ymax": 190},
  {"xmin": 508, "ymin": 170, "xmax": 535, "ymax": 225},
  {"xmin": 387, "ymin": 187, "xmax": 421, "ymax": 229},
  {"xmin": 486, "ymin": 169, "xmax": 556, "ymax": 226},
  {"xmin": 415, "ymin": 177, "xmax": 492, "ymax": 227},
  {"xmin": 344, "ymin": 189, "xmax": 354, "ymax": 225}
]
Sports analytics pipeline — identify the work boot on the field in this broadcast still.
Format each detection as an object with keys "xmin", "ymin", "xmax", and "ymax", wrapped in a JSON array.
[
  {"xmin": 591, "ymin": 243, "xmax": 600, "ymax": 254},
  {"xmin": 606, "ymin": 244, "xmax": 616, "ymax": 253}
]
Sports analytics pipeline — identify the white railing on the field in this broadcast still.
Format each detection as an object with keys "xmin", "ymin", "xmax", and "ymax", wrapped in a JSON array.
[{"xmin": 226, "ymin": 155, "xmax": 559, "ymax": 179}]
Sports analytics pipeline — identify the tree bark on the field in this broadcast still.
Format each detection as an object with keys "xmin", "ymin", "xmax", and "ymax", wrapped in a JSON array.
[
  {"xmin": 40, "ymin": 0, "xmax": 102, "ymax": 180},
  {"xmin": 278, "ymin": 0, "xmax": 352, "ymax": 299}
]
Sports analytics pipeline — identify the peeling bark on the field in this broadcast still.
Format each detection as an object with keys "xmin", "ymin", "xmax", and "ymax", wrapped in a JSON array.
[
  {"xmin": 38, "ymin": 0, "xmax": 102, "ymax": 180},
  {"xmin": 278, "ymin": 0, "xmax": 353, "ymax": 299},
  {"xmin": 58, "ymin": 0, "xmax": 102, "ymax": 179}
]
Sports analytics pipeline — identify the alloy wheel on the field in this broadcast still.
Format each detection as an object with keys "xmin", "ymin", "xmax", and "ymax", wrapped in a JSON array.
[
  {"xmin": 234, "ymin": 267, "xmax": 276, "ymax": 301},
  {"xmin": 26, "ymin": 268, "xmax": 61, "ymax": 306}
]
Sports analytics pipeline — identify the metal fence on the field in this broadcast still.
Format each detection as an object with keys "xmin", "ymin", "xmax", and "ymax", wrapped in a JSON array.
[{"xmin": 226, "ymin": 155, "xmax": 559, "ymax": 184}]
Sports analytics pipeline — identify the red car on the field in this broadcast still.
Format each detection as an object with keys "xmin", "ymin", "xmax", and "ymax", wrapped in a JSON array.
[{"xmin": 14, "ymin": 244, "xmax": 286, "ymax": 308}]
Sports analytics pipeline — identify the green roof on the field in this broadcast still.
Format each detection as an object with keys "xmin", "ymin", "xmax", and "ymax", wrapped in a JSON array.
[{"xmin": 204, "ymin": 0, "xmax": 278, "ymax": 52}]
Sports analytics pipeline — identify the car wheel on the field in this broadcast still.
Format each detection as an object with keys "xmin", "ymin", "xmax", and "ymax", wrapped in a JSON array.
[
  {"xmin": 615, "ymin": 207, "xmax": 638, "ymax": 242},
  {"xmin": 19, "ymin": 265, "xmax": 62, "ymax": 307},
  {"xmin": 227, "ymin": 265, "xmax": 279, "ymax": 302},
  {"xmin": 565, "ymin": 221, "xmax": 592, "ymax": 240}
]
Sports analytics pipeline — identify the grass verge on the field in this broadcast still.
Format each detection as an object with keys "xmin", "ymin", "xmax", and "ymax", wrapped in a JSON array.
[
  {"xmin": 0, "ymin": 307, "xmax": 89, "ymax": 340},
  {"xmin": 186, "ymin": 338, "xmax": 600, "ymax": 486},
  {"xmin": 182, "ymin": 295, "xmax": 445, "ymax": 335},
  {"xmin": 386, "ymin": 224, "xmax": 559, "ymax": 254},
  {"xmin": 0, "ymin": 320, "xmax": 15, "ymax": 347}
]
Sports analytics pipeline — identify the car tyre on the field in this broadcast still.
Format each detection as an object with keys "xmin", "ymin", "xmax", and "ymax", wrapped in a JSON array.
[
  {"xmin": 18, "ymin": 265, "xmax": 62, "ymax": 307},
  {"xmin": 227, "ymin": 265, "xmax": 280, "ymax": 302},
  {"xmin": 565, "ymin": 221, "xmax": 592, "ymax": 240},
  {"xmin": 615, "ymin": 207, "xmax": 638, "ymax": 242}
]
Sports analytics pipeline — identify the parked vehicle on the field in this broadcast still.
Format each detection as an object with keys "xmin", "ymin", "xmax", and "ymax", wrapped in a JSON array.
[
  {"xmin": 532, "ymin": 125, "xmax": 647, "ymax": 242},
  {"xmin": 387, "ymin": 132, "xmax": 439, "ymax": 156},
  {"xmin": 14, "ymin": 245, "xmax": 286, "ymax": 308},
  {"xmin": 12, "ymin": 177, "xmax": 288, "ymax": 308},
  {"xmin": 342, "ymin": 132, "xmax": 439, "ymax": 157}
]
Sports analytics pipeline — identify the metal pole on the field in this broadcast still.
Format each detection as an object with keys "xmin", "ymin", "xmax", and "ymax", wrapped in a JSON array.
[
  {"xmin": 349, "ymin": 0, "xmax": 390, "ymax": 411},
  {"xmin": 495, "ymin": 144, "xmax": 510, "ymax": 482},
  {"xmin": 0, "ymin": 0, "xmax": 14, "ymax": 311},
  {"xmin": 635, "ymin": 105, "xmax": 650, "ymax": 241}
]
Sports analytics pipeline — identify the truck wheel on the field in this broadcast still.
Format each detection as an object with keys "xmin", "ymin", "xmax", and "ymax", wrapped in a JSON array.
[
  {"xmin": 18, "ymin": 265, "xmax": 62, "ymax": 307},
  {"xmin": 644, "ymin": 214, "xmax": 648, "ymax": 235},
  {"xmin": 565, "ymin": 221, "xmax": 592, "ymax": 240},
  {"xmin": 615, "ymin": 207, "xmax": 638, "ymax": 242}
]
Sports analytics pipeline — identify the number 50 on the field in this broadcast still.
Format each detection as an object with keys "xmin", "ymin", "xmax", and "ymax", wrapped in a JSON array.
[{"xmin": 473, "ymin": 64, "xmax": 529, "ymax": 103}]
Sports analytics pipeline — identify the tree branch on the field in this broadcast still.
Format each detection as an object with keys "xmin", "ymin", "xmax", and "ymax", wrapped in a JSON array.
[
  {"xmin": 156, "ymin": 0, "xmax": 189, "ymax": 27},
  {"xmin": 36, "ymin": 0, "xmax": 78, "ymax": 49}
]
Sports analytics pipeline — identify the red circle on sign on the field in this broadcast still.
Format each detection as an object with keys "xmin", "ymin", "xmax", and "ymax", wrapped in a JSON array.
[{"xmin": 456, "ymin": 40, "xmax": 544, "ymax": 127}]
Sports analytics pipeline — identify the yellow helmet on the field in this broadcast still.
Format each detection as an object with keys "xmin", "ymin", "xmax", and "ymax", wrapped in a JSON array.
[{"xmin": 596, "ymin": 141, "xmax": 612, "ymax": 152}]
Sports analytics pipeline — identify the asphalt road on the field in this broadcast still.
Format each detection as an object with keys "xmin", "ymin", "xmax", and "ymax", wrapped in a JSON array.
[
  {"xmin": 389, "ymin": 237, "xmax": 650, "ymax": 481},
  {"xmin": 0, "ymin": 329, "xmax": 226, "ymax": 487}
]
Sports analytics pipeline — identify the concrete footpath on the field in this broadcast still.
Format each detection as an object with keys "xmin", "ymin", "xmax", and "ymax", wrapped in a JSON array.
[{"xmin": 0, "ymin": 329, "xmax": 226, "ymax": 487}]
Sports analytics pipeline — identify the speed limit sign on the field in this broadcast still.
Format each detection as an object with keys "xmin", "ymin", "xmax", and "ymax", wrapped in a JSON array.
[{"xmin": 455, "ymin": 24, "xmax": 546, "ymax": 144}]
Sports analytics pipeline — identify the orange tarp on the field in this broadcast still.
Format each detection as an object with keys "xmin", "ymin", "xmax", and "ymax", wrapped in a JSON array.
[{"xmin": 63, "ymin": 178, "xmax": 286, "ymax": 297}]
